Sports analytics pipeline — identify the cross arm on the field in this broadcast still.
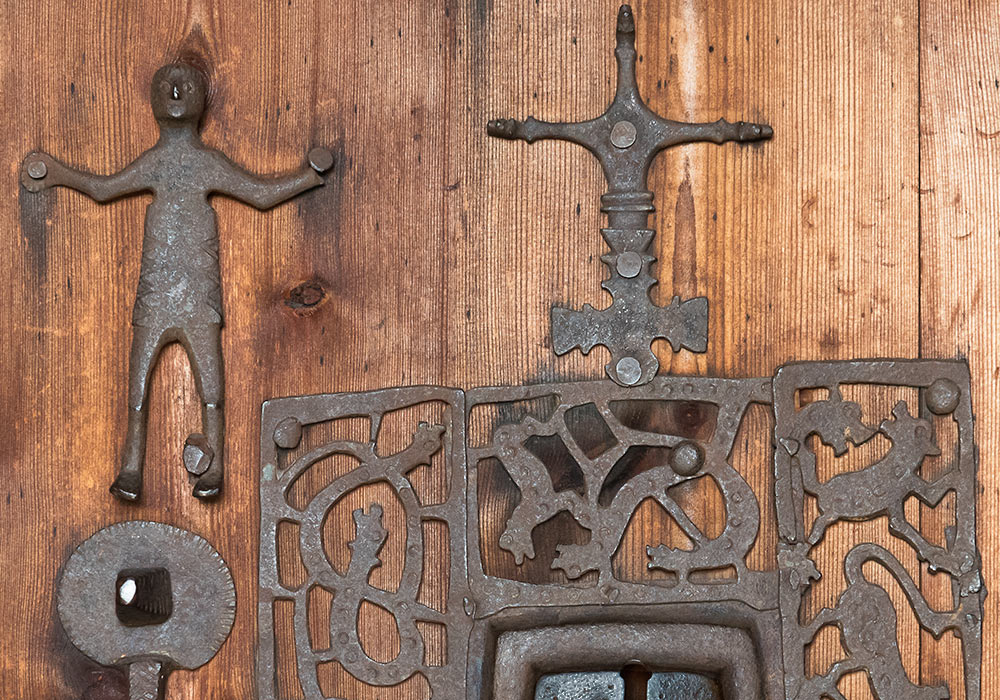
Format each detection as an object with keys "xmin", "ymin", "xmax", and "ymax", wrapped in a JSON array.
[
  {"xmin": 487, "ymin": 115, "xmax": 603, "ymax": 153},
  {"xmin": 21, "ymin": 151, "xmax": 151, "ymax": 202},
  {"xmin": 655, "ymin": 118, "xmax": 773, "ymax": 150}
]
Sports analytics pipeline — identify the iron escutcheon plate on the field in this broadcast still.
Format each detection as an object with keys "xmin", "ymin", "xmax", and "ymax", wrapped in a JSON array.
[{"xmin": 57, "ymin": 521, "xmax": 236, "ymax": 700}]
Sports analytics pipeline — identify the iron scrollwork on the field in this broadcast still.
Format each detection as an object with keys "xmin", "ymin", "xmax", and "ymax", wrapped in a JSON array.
[
  {"xmin": 257, "ymin": 388, "xmax": 472, "ymax": 700},
  {"xmin": 465, "ymin": 377, "xmax": 776, "ymax": 613},
  {"xmin": 256, "ymin": 363, "xmax": 985, "ymax": 700}
]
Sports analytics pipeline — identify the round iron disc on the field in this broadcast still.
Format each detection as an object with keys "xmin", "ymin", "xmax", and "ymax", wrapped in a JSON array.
[{"xmin": 57, "ymin": 521, "xmax": 236, "ymax": 669}]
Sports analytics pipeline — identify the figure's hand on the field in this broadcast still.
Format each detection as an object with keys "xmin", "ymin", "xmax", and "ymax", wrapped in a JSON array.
[
  {"xmin": 307, "ymin": 147, "xmax": 334, "ymax": 175},
  {"xmin": 21, "ymin": 152, "xmax": 63, "ymax": 192}
]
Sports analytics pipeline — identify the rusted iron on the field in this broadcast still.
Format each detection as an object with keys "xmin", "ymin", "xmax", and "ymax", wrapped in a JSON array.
[
  {"xmin": 30, "ymin": 7, "xmax": 981, "ymax": 700},
  {"xmin": 21, "ymin": 63, "xmax": 332, "ymax": 502},
  {"xmin": 533, "ymin": 669, "xmax": 720, "ymax": 700},
  {"xmin": 488, "ymin": 4, "xmax": 772, "ymax": 386},
  {"xmin": 255, "ymin": 379, "xmax": 786, "ymax": 699},
  {"xmin": 57, "ymin": 521, "xmax": 235, "ymax": 700},
  {"xmin": 257, "ymin": 387, "xmax": 473, "ymax": 700},
  {"xmin": 249, "ymin": 6, "xmax": 982, "ymax": 698},
  {"xmin": 773, "ymin": 360, "xmax": 985, "ymax": 700},
  {"xmin": 494, "ymin": 623, "xmax": 759, "ymax": 700},
  {"xmin": 465, "ymin": 376, "xmax": 778, "ymax": 613},
  {"xmin": 256, "ymin": 362, "xmax": 985, "ymax": 699}
]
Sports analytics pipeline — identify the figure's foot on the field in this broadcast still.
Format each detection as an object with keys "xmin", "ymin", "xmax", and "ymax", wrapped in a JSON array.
[
  {"xmin": 552, "ymin": 542, "xmax": 603, "ymax": 579},
  {"xmin": 193, "ymin": 470, "xmax": 222, "ymax": 500},
  {"xmin": 183, "ymin": 433, "xmax": 214, "ymax": 476},
  {"xmin": 110, "ymin": 471, "xmax": 142, "ymax": 502},
  {"xmin": 498, "ymin": 529, "xmax": 535, "ymax": 565}
]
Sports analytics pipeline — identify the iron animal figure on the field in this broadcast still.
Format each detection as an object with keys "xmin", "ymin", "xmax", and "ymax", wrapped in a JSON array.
[
  {"xmin": 796, "ymin": 544, "xmax": 959, "ymax": 700},
  {"xmin": 21, "ymin": 63, "xmax": 332, "ymax": 501},
  {"xmin": 792, "ymin": 389, "xmax": 875, "ymax": 457},
  {"xmin": 803, "ymin": 400, "xmax": 958, "ymax": 571},
  {"xmin": 330, "ymin": 503, "xmax": 449, "ymax": 684}
]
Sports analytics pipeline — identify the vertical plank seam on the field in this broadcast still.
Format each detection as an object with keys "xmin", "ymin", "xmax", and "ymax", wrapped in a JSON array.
[
  {"xmin": 916, "ymin": 0, "xmax": 926, "ymax": 686},
  {"xmin": 439, "ymin": 2, "xmax": 452, "ymax": 386},
  {"xmin": 917, "ymin": 0, "xmax": 923, "ymax": 361}
]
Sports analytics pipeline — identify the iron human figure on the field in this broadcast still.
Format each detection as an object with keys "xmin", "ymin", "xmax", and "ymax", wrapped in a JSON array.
[{"xmin": 22, "ymin": 63, "xmax": 332, "ymax": 501}]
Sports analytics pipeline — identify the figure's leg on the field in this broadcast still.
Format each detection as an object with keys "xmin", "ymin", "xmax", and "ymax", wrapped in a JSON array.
[
  {"xmin": 913, "ymin": 474, "xmax": 956, "ymax": 509},
  {"xmin": 807, "ymin": 510, "xmax": 837, "ymax": 545},
  {"xmin": 811, "ymin": 658, "xmax": 865, "ymax": 699},
  {"xmin": 111, "ymin": 325, "xmax": 166, "ymax": 501},
  {"xmin": 182, "ymin": 324, "xmax": 225, "ymax": 499},
  {"xmin": 887, "ymin": 506, "xmax": 956, "ymax": 573}
]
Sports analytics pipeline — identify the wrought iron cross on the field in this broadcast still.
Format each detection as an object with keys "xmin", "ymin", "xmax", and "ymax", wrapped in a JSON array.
[{"xmin": 488, "ymin": 4, "xmax": 772, "ymax": 386}]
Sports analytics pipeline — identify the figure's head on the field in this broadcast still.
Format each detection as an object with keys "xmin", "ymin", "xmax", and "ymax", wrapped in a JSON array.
[{"xmin": 150, "ymin": 63, "xmax": 207, "ymax": 124}]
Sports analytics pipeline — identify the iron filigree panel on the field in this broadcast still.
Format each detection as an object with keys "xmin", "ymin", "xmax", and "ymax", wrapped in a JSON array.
[
  {"xmin": 774, "ymin": 360, "xmax": 985, "ymax": 700},
  {"xmin": 257, "ymin": 387, "xmax": 472, "ymax": 700},
  {"xmin": 256, "ymin": 362, "xmax": 986, "ymax": 699},
  {"xmin": 465, "ymin": 376, "xmax": 775, "ymax": 613}
]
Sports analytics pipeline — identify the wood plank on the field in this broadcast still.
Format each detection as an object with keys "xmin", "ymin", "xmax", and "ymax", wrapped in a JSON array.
[
  {"xmin": 920, "ymin": 2, "xmax": 1000, "ymax": 697},
  {"xmin": 702, "ymin": 2, "xmax": 922, "ymax": 695},
  {"xmin": 449, "ymin": 0, "xmax": 609, "ymax": 389}
]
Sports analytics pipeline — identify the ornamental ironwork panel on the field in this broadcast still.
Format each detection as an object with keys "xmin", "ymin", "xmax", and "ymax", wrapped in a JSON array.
[
  {"xmin": 464, "ymin": 377, "xmax": 774, "ymax": 613},
  {"xmin": 247, "ymin": 2, "xmax": 986, "ymax": 697},
  {"xmin": 255, "ymin": 365, "xmax": 985, "ymax": 700},
  {"xmin": 257, "ymin": 387, "xmax": 472, "ymax": 700},
  {"xmin": 38, "ymin": 4, "xmax": 985, "ymax": 700},
  {"xmin": 773, "ymin": 360, "xmax": 985, "ymax": 700}
]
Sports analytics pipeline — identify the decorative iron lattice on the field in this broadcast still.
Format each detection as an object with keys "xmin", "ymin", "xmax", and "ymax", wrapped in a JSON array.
[
  {"xmin": 257, "ymin": 362, "xmax": 984, "ymax": 699},
  {"xmin": 257, "ymin": 388, "xmax": 472, "ymax": 700},
  {"xmin": 774, "ymin": 361, "xmax": 985, "ymax": 700},
  {"xmin": 464, "ymin": 377, "xmax": 776, "ymax": 613}
]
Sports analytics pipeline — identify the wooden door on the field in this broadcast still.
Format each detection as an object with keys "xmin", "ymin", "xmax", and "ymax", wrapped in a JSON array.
[{"xmin": 1, "ymin": 1, "xmax": 995, "ymax": 698}]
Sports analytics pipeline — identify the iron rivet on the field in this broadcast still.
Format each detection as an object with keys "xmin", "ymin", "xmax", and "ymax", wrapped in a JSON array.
[
  {"xmin": 926, "ymin": 378, "xmax": 960, "ymax": 415},
  {"xmin": 308, "ymin": 147, "xmax": 334, "ymax": 173},
  {"xmin": 670, "ymin": 440, "xmax": 704, "ymax": 476},
  {"xmin": 615, "ymin": 356, "xmax": 642, "ymax": 385},
  {"xmin": 273, "ymin": 416, "xmax": 303, "ymax": 449},
  {"xmin": 610, "ymin": 119, "xmax": 637, "ymax": 148},
  {"xmin": 27, "ymin": 160, "xmax": 47, "ymax": 179},
  {"xmin": 616, "ymin": 251, "xmax": 642, "ymax": 278}
]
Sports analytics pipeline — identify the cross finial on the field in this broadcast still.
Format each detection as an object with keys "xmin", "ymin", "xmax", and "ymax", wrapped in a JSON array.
[{"xmin": 488, "ymin": 4, "xmax": 772, "ymax": 385}]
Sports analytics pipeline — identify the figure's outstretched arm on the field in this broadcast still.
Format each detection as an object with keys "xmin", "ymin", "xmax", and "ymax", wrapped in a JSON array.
[
  {"xmin": 211, "ymin": 148, "xmax": 331, "ymax": 210},
  {"xmin": 21, "ymin": 152, "xmax": 150, "ymax": 202}
]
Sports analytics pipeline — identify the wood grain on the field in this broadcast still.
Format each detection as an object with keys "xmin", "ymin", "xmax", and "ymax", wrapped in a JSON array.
[
  {"xmin": 0, "ymin": 0, "xmax": 994, "ymax": 698},
  {"xmin": 920, "ymin": 2, "xmax": 1000, "ymax": 697}
]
